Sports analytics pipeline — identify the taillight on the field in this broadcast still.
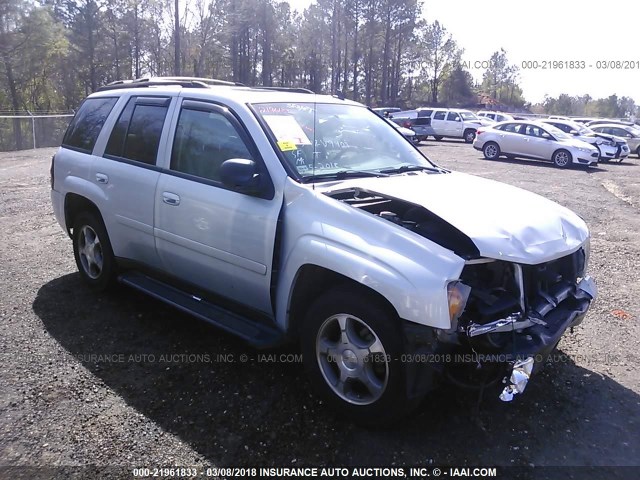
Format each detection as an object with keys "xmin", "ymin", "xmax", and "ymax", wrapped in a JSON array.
[
  {"xmin": 50, "ymin": 154, "xmax": 55, "ymax": 189},
  {"xmin": 403, "ymin": 121, "xmax": 411, "ymax": 128},
  {"xmin": 476, "ymin": 129, "xmax": 484, "ymax": 135}
]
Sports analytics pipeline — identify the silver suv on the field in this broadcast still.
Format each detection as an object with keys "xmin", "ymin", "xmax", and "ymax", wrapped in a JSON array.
[{"xmin": 51, "ymin": 77, "xmax": 597, "ymax": 425}]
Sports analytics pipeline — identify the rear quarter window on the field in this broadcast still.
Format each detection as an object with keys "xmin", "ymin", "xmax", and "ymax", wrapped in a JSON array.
[{"xmin": 62, "ymin": 97, "xmax": 118, "ymax": 153}]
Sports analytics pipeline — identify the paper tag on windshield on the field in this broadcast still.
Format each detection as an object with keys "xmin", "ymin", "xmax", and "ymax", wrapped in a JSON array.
[
  {"xmin": 263, "ymin": 115, "xmax": 312, "ymax": 145},
  {"xmin": 277, "ymin": 140, "xmax": 297, "ymax": 151}
]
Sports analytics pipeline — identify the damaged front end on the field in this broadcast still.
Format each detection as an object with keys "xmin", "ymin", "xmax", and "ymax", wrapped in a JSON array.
[
  {"xmin": 325, "ymin": 185, "xmax": 597, "ymax": 402},
  {"xmin": 441, "ymin": 250, "xmax": 597, "ymax": 401}
]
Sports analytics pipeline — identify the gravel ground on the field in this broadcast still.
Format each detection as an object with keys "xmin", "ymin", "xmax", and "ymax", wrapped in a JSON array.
[{"xmin": 0, "ymin": 145, "xmax": 639, "ymax": 478}]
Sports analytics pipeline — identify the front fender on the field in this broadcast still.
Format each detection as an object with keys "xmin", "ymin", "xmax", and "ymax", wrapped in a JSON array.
[{"xmin": 276, "ymin": 236, "xmax": 464, "ymax": 331}]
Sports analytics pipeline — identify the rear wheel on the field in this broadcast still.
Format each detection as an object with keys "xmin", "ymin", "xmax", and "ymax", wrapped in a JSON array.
[
  {"xmin": 552, "ymin": 149, "xmax": 572, "ymax": 168},
  {"xmin": 483, "ymin": 141, "xmax": 500, "ymax": 160},
  {"xmin": 72, "ymin": 211, "xmax": 117, "ymax": 291},
  {"xmin": 300, "ymin": 286, "xmax": 422, "ymax": 426},
  {"xmin": 433, "ymin": 135, "xmax": 444, "ymax": 141},
  {"xmin": 636, "ymin": 146, "xmax": 640, "ymax": 158}
]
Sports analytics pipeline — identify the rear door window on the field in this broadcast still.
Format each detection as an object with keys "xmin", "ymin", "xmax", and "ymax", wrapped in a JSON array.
[
  {"xmin": 62, "ymin": 97, "xmax": 118, "ymax": 153},
  {"xmin": 105, "ymin": 96, "xmax": 170, "ymax": 165},
  {"xmin": 433, "ymin": 111, "xmax": 447, "ymax": 120}
]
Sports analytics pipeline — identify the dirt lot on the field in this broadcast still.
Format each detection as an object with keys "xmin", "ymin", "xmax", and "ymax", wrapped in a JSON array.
[{"xmin": 1, "ymin": 144, "xmax": 639, "ymax": 478}]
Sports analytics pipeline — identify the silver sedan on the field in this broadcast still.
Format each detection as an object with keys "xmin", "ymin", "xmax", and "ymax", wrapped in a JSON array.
[{"xmin": 473, "ymin": 121, "xmax": 600, "ymax": 168}]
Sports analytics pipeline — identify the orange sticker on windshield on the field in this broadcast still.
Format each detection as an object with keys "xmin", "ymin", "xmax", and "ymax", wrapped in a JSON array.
[{"xmin": 277, "ymin": 140, "xmax": 297, "ymax": 151}]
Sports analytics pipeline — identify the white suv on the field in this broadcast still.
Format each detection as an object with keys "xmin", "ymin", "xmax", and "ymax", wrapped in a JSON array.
[
  {"xmin": 429, "ymin": 108, "xmax": 483, "ymax": 143},
  {"xmin": 51, "ymin": 77, "xmax": 597, "ymax": 425}
]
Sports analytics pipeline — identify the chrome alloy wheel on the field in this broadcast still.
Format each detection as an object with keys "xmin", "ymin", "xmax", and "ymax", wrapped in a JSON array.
[
  {"xmin": 315, "ymin": 313, "xmax": 389, "ymax": 405},
  {"xmin": 484, "ymin": 143, "xmax": 499, "ymax": 159},
  {"xmin": 78, "ymin": 225, "xmax": 103, "ymax": 279},
  {"xmin": 554, "ymin": 150, "xmax": 570, "ymax": 167}
]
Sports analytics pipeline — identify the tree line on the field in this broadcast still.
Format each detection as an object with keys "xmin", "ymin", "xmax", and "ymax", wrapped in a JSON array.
[
  {"xmin": 0, "ymin": 0, "xmax": 636, "ymax": 150},
  {"xmin": 1, "ymin": 0, "xmax": 521, "ymax": 112}
]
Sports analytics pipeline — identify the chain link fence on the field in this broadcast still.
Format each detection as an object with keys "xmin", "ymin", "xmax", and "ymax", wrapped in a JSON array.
[{"xmin": 0, "ymin": 113, "xmax": 74, "ymax": 152}]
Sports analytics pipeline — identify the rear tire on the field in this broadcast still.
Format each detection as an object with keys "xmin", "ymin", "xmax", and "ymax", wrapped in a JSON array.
[
  {"xmin": 433, "ymin": 135, "xmax": 444, "ymax": 141},
  {"xmin": 552, "ymin": 149, "xmax": 572, "ymax": 168},
  {"xmin": 300, "ymin": 286, "xmax": 422, "ymax": 426},
  {"xmin": 482, "ymin": 142, "xmax": 501, "ymax": 160},
  {"xmin": 72, "ymin": 211, "xmax": 117, "ymax": 291}
]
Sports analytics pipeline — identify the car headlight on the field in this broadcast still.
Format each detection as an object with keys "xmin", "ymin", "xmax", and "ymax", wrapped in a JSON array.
[{"xmin": 447, "ymin": 281, "xmax": 471, "ymax": 326}]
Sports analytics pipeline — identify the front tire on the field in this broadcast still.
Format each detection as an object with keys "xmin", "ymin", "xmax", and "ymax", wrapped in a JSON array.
[
  {"xmin": 433, "ymin": 135, "xmax": 443, "ymax": 141},
  {"xmin": 72, "ymin": 211, "xmax": 117, "ymax": 291},
  {"xmin": 483, "ymin": 141, "xmax": 501, "ymax": 160},
  {"xmin": 463, "ymin": 129, "xmax": 476, "ymax": 143},
  {"xmin": 552, "ymin": 149, "xmax": 572, "ymax": 168},
  {"xmin": 300, "ymin": 286, "xmax": 421, "ymax": 426}
]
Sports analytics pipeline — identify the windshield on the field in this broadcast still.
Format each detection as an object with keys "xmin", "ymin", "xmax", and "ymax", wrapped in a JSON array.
[
  {"xmin": 253, "ymin": 102, "xmax": 435, "ymax": 181},
  {"xmin": 544, "ymin": 124, "xmax": 570, "ymax": 139},
  {"xmin": 460, "ymin": 111, "xmax": 478, "ymax": 121}
]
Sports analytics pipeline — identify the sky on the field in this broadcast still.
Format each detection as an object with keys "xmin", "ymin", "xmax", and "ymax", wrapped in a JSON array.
[{"xmin": 285, "ymin": 0, "xmax": 640, "ymax": 105}]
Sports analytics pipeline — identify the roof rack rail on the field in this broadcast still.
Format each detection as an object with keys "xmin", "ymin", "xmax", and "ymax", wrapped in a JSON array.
[
  {"xmin": 97, "ymin": 76, "xmax": 244, "ymax": 92},
  {"xmin": 159, "ymin": 76, "xmax": 244, "ymax": 86},
  {"xmin": 253, "ymin": 86, "xmax": 315, "ymax": 94}
]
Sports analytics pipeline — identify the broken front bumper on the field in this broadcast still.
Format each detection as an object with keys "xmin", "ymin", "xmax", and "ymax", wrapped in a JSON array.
[{"xmin": 494, "ymin": 276, "xmax": 597, "ymax": 401}]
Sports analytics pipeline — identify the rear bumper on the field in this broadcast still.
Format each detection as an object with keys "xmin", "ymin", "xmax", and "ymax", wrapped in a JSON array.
[{"xmin": 51, "ymin": 189, "xmax": 66, "ymax": 233}]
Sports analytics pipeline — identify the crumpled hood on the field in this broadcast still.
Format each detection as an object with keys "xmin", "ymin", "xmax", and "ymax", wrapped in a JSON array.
[{"xmin": 328, "ymin": 172, "xmax": 589, "ymax": 264}]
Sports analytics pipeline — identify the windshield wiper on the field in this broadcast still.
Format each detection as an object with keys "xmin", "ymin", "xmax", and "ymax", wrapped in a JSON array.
[
  {"xmin": 302, "ymin": 170, "xmax": 389, "ymax": 183},
  {"xmin": 379, "ymin": 164, "xmax": 447, "ymax": 175}
]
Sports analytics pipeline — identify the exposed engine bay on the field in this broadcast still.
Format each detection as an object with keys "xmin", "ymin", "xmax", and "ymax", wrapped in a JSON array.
[{"xmin": 325, "ymin": 187, "xmax": 480, "ymax": 258}]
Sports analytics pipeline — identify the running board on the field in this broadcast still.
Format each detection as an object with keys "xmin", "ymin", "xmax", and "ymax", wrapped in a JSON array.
[{"xmin": 118, "ymin": 271, "xmax": 284, "ymax": 348}]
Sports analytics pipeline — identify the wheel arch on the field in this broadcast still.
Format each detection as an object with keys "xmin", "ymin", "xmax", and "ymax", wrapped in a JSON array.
[
  {"xmin": 64, "ymin": 193, "xmax": 104, "ymax": 237},
  {"xmin": 286, "ymin": 264, "xmax": 399, "ymax": 339}
]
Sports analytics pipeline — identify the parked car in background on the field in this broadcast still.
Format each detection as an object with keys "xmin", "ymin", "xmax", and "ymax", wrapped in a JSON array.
[
  {"xmin": 571, "ymin": 117, "xmax": 596, "ymax": 124},
  {"xmin": 383, "ymin": 117, "xmax": 418, "ymax": 143},
  {"xmin": 548, "ymin": 115, "xmax": 570, "ymax": 121},
  {"xmin": 371, "ymin": 107, "xmax": 401, "ymax": 117},
  {"xmin": 540, "ymin": 119, "xmax": 630, "ymax": 162},
  {"xmin": 429, "ymin": 108, "xmax": 483, "ymax": 143},
  {"xmin": 478, "ymin": 111, "xmax": 515, "ymax": 123},
  {"xmin": 590, "ymin": 124, "xmax": 640, "ymax": 157},
  {"xmin": 585, "ymin": 119, "xmax": 636, "ymax": 128},
  {"xmin": 389, "ymin": 108, "xmax": 433, "ymax": 120},
  {"xmin": 473, "ymin": 121, "xmax": 599, "ymax": 168},
  {"xmin": 391, "ymin": 116, "xmax": 435, "ymax": 142}
]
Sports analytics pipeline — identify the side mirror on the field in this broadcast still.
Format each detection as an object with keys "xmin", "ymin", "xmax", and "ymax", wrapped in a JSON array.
[{"xmin": 219, "ymin": 158, "xmax": 261, "ymax": 195}]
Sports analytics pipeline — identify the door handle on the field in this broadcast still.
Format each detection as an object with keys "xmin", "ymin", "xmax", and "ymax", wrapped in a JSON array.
[
  {"xmin": 162, "ymin": 192, "xmax": 180, "ymax": 206},
  {"xmin": 95, "ymin": 173, "xmax": 109, "ymax": 184}
]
